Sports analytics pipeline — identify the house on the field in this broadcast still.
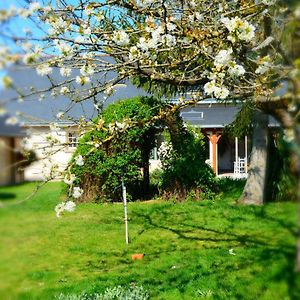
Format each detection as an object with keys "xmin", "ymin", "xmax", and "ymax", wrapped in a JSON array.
[
  {"xmin": 0, "ymin": 114, "xmax": 26, "ymax": 185},
  {"xmin": 0, "ymin": 65, "xmax": 278, "ymax": 181}
]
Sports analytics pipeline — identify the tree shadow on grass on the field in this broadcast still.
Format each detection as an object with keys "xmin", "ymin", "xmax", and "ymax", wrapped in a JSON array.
[{"xmin": 131, "ymin": 207, "xmax": 300, "ymax": 299}]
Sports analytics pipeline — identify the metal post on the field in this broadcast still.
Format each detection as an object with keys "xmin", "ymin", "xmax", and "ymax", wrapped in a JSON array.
[
  {"xmin": 245, "ymin": 135, "xmax": 248, "ymax": 174},
  {"xmin": 121, "ymin": 177, "xmax": 129, "ymax": 244}
]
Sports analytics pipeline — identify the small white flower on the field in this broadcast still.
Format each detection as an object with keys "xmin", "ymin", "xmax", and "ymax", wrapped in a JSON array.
[
  {"xmin": 95, "ymin": 11, "xmax": 104, "ymax": 22},
  {"xmin": 36, "ymin": 64, "xmax": 53, "ymax": 76},
  {"xmin": 64, "ymin": 200, "xmax": 76, "ymax": 212},
  {"xmin": 21, "ymin": 137, "xmax": 33, "ymax": 151},
  {"xmin": 163, "ymin": 34, "xmax": 176, "ymax": 47},
  {"xmin": 76, "ymin": 76, "xmax": 90, "ymax": 85},
  {"xmin": 64, "ymin": 174, "xmax": 76, "ymax": 185},
  {"xmin": 84, "ymin": 5, "xmax": 94, "ymax": 16},
  {"xmin": 56, "ymin": 112, "xmax": 64, "ymax": 119},
  {"xmin": 214, "ymin": 86, "xmax": 230, "ymax": 99},
  {"xmin": 73, "ymin": 187, "xmax": 83, "ymax": 199},
  {"xmin": 60, "ymin": 86, "xmax": 70, "ymax": 95},
  {"xmin": 5, "ymin": 116, "xmax": 18, "ymax": 125},
  {"xmin": 83, "ymin": 27, "xmax": 92, "ymax": 35},
  {"xmin": 129, "ymin": 46, "xmax": 140, "ymax": 60},
  {"xmin": 228, "ymin": 63, "xmax": 245, "ymax": 77},
  {"xmin": 55, "ymin": 203, "xmax": 65, "ymax": 218},
  {"xmin": 29, "ymin": 2, "xmax": 41, "ymax": 12},
  {"xmin": 80, "ymin": 65, "xmax": 95, "ymax": 76},
  {"xmin": 75, "ymin": 155, "xmax": 84, "ymax": 166},
  {"xmin": 214, "ymin": 48, "xmax": 233, "ymax": 68},
  {"xmin": 204, "ymin": 80, "xmax": 218, "ymax": 95},
  {"xmin": 262, "ymin": 0, "xmax": 276, "ymax": 6},
  {"xmin": 113, "ymin": 30, "xmax": 130, "ymax": 46},
  {"xmin": 54, "ymin": 200, "xmax": 76, "ymax": 217},
  {"xmin": 55, "ymin": 41, "xmax": 74, "ymax": 57},
  {"xmin": 60, "ymin": 67, "xmax": 72, "ymax": 77}
]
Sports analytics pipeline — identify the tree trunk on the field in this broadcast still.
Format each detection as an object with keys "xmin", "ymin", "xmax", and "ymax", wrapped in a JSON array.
[{"xmin": 239, "ymin": 110, "xmax": 269, "ymax": 205}]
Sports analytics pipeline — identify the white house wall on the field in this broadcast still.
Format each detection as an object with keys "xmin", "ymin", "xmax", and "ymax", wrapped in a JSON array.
[{"xmin": 24, "ymin": 126, "xmax": 76, "ymax": 181}]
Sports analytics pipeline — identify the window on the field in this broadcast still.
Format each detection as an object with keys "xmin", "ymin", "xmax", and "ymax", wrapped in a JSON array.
[{"xmin": 68, "ymin": 132, "xmax": 78, "ymax": 148}]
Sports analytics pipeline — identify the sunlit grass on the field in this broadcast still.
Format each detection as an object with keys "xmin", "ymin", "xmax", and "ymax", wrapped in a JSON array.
[{"xmin": 0, "ymin": 181, "xmax": 299, "ymax": 299}]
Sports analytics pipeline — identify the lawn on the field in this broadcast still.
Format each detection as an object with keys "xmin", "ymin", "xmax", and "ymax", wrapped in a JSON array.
[{"xmin": 0, "ymin": 181, "xmax": 299, "ymax": 299}]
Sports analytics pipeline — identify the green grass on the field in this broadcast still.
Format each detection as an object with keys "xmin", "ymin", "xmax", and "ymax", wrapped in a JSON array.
[{"xmin": 0, "ymin": 180, "xmax": 299, "ymax": 299}]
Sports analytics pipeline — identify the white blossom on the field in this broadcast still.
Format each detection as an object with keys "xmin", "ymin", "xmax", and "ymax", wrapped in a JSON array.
[
  {"xmin": 136, "ymin": 0, "xmax": 155, "ymax": 8},
  {"xmin": 5, "ymin": 116, "xmax": 18, "ymax": 125},
  {"xmin": 113, "ymin": 31, "xmax": 130, "ymax": 46},
  {"xmin": 76, "ymin": 75, "xmax": 90, "ymax": 85},
  {"xmin": 214, "ymin": 48, "xmax": 233, "ymax": 68},
  {"xmin": 64, "ymin": 174, "xmax": 76, "ymax": 185},
  {"xmin": 95, "ymin": 12, "xmax": 104, "ymax": 22},
  {"xmin": 64, "ymin": 200, "xmax": 76, "ymax": 212},
  {"xmin": 75, "ymin": 155, "xmax": 84, "ymax": 166},
  {"xmin": 29, "ymin": 2, "xmax": 41, "ymax": 12},
  {"xmin": 204, "ymin": 80, "xmax": 219, "ymax": 95},
  {"xmin": 261, "ymin": 0, "xmax": 276, "ymax": 5},
  {"xmin": 55, "ymin": 203, "xmax": 65, "ymax": 218},
  {"xmin": 214, "ymin": 86, "xmax": 230, "ymax": 99},
  {"xmin": 221, "ymin": 17, "xmax": 255, "ymax": 42},
  {"xmin": 83, "ymin": 27, "xmax": 92, "ymax": 35},
  {"xmin": 228, "ymin": 63, "xmax": 245, "ymax": 77},
  {"xmin": 80, "ymin": 65, "xmax": 95, "ymax": 76},
  {"xmin": 73, "ymin": 187, "xmax": 83, "ymax": 199},
  {"xmin": 163, "ymin": 34, "xmax": 177, "ymax": 47},
  {"xmin": 255, "ymin": 56, "xmax": 271, "ymax": 74},
  {"xmin": 84, "ymin": 5, "xmax": 95, "ymax": 16},
  {"xmin": 21, "ymin": 137, "xmax": 33, "ymax": 151},
  {"xmin": 55, "ymin": 41, "xmax": 74, "ymax": 57},
  {"xmin": 60, "ymin": 67, "xmax": 72, "ymax": 77},
  {"xmin": 60, "ymin": 86, "xmax": 70, "ymax": 95},
  {"xmin": 129, "ymin": 46, "xmax": 140, "ymax": 60},
  {"xmin": 36, "ymin": 64, "xmax": 53, "ymax": 76},
  {"xmin": 55, "ymin": 200, "xmax": 76, "ymax": 217},
  {"xmin": 56, "ymin": 111, "xmax": 64, "ymax": 119}
]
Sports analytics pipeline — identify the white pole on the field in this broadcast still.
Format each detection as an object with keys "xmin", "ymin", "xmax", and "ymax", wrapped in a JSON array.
[
  {"xmin": 235, "ymin": 137, "xmax": 238, "ymax": 161},
  {"xmin": 235, "ymin": 137, "xmax": 238, "ymax": 174},
  {"xmin": 121, "ymin": 177, "xmax": 129, "ymax": 244},
  {"xmin": 245, "ymin": 135, "xmax": 248, "ymax": 174}
]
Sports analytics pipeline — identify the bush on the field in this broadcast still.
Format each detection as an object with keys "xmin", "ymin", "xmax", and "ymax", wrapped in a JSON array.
[
  {"xmin": 69, "ymin": 96, "xmax": 161, "ymax": 202},
  {"xmin": 157, "ymin": 125, "xmax": 216, "ymax": 201}
]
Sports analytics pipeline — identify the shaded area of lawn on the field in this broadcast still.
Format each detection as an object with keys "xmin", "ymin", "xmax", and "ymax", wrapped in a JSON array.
[{"xmin": 0, "ymin": 181, "xmax": 299, "ymax": 299}]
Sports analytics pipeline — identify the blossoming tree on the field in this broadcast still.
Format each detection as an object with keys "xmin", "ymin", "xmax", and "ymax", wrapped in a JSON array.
[{"xmin": 0, "ymin": 0, "xmax": 300, "ymax": 268}]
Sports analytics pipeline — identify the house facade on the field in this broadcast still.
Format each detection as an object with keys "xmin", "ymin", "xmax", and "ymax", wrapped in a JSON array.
[{"xmin": 1, "ymin": 66, "xmax": 278, "ymax": 182}]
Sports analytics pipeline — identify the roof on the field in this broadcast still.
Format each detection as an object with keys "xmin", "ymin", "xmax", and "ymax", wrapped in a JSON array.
[
  {"xmin": 1, "ymin": 65, "xmax": 148, "ymax": 125},
  {"xmin": 181, "ymin": 104, "xmax": 240, "ymax": 128},
  {"xmin": 0, "ymin": 65, "xmax": 279, "ymax": 128},
  {"xmin": 0, "ymin": 114, "xmax": 26, "ymax": 137}
]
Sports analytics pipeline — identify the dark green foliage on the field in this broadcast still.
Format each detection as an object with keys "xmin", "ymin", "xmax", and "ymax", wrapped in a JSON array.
[
  {"xmin": 224, "ymin": 104, "xmax": 254, "ymax": 138},
  {"xmin": 158, "ymin": 123, "xmax": 216, "ymax": 200},
  {"xmin": 70, "ymin": 96, "xmax": 161, "ymax": 202}
]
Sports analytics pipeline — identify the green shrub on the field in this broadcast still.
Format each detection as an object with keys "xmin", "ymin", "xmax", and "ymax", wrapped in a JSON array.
[
  {"xmin": 69, "ymin": 96, "xmax": 161, "ymax": 202},
  {"xmin": 158, "ymin": 125, "xmax": 216, "ymax": 200}
]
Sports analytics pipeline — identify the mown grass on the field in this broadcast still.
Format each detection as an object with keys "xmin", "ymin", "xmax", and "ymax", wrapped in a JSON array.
[{"xmin": 0, "ymin": 180, "xmax": 299, "ymax": 299}]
